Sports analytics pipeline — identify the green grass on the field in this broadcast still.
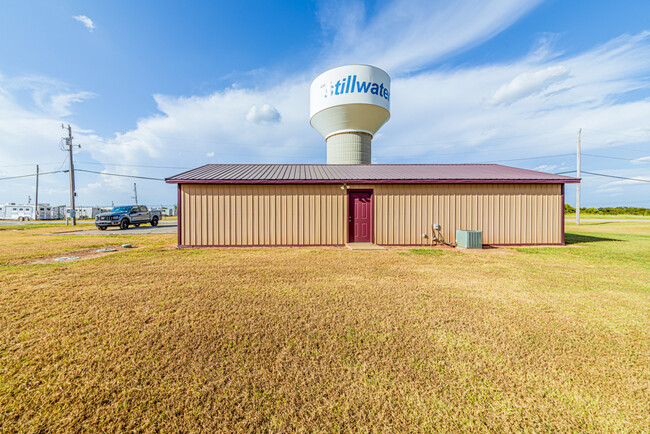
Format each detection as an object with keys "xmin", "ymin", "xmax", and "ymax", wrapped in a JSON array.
[
  {"xmin": 0, "ymin": 222, "xmax": 649, "ymax": 431},
  {"xmin": 0, "ymin": 222, "xmax": 96, "ymax": 231},
  {"xmin": 408, "ymin": 248, "xmax": 449, "ymax": 256},
  {"xmin": 565, "ymin": 213, "xmax": 650, "ymax": 220},
  {"xmin": 516, "ymin": 223, "xmax": 650, "ymax": 272}
]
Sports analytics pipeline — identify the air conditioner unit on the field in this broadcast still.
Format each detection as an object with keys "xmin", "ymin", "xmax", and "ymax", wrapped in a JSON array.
[{"xmin": 456, "ymin": 230, "xmax": 483, "ymax": 249}]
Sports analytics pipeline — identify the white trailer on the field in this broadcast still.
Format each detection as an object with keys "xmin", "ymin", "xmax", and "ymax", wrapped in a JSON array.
[
  {"xmin": 65, "ymin": 206, "xmax": 102, "ymax": 219},
  {"xmin": 1, "ymin": 203, "xmax": 35, "ymax": 221}
]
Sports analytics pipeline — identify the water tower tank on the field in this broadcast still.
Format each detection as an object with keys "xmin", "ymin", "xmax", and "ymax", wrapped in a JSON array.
[{"xmin": 310, "ymin": 65, "xmax": 390, "ymax": 164}]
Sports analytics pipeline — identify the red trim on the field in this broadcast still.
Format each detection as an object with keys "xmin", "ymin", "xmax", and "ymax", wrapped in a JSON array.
[
  {"xmin": 179, "ymin": 244, "xmax": 344, "ymax": 248},
  {"xmin": 347, "ymin": 189, "xmax": 373, "ymax": 244},
  {"xmin": 177, "ymin": 184, "xmax": 181, "ymax": 247},
  {"xmin": 166, "ymin": 179, "xmax": 579, "ymax": 185},
  {"xmin": 560, "ymin": 184, "xmax": 565, "ymax": 245}
]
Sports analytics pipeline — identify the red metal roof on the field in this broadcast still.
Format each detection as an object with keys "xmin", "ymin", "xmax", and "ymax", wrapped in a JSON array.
[{"xmin": 165, "ymin": 164, "xmax": 580, "ymax": 184}]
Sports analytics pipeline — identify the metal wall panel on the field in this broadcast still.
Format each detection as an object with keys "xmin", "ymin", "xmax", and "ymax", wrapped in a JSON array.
[
  {"xmin": 180, "ymin": 183, "xmax": 563, "ymax": 246},
  {"xmin": 357, "ymin": 183, "xmax": 563, "ymax": 246},
  {"xmin": 180, "ymin": 184, "xmax": 346, "ymax": 246}
]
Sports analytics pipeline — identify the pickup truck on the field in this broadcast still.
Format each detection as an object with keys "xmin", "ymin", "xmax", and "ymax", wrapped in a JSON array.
[{"xmin": 95, "ymin": 205, "xmax": 161, "ymax": 230}]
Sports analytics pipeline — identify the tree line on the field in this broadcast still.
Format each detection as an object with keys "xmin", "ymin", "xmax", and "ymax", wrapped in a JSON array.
[{"xmin": 564, "ymin": 204, "xmax": 650, "ymax": 216}]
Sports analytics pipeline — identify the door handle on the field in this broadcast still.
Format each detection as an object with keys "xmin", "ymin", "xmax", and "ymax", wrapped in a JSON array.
[{"xmin": 348, "ymin": 216, "xmax": 352, "ymax": 223}]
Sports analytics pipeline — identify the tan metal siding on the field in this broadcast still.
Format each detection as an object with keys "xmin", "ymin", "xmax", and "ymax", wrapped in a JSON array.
[
  {"xmin": 180, "ymin": 184, "xmax": 346, "ymax": 246},
  {"xmin": 179, "ymin": 183, "xmax": 563, "ymax": 246},
  {"xmin": 350, "ymin": 183, "xmax": 562, "ymax": 245}
]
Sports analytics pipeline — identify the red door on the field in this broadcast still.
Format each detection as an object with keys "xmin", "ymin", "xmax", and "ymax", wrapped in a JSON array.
[{"xmin": 348, "ymin": 191, "xmax": 373, "ymax": 243}]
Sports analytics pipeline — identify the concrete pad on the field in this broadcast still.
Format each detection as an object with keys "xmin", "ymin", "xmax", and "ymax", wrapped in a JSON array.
[{"xmin": 346, "ymin": 243, "xmax": 386, "ymax": 250}]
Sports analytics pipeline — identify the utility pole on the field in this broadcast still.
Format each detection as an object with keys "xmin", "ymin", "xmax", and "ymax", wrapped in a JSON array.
[
  {"xmin": 35, "ymin": 165, "xmax": 39, "ymax": 220},
  {"xmin": 133, "ymin": 183, "xmax": 138, "ymax": 205},
  {"xmin": 63, "ymin": 124, "xmax": 78, "ymax": 225},
  {"xmin": 576, "ymin": 128, "xmax": 581, "ymax": 225}
]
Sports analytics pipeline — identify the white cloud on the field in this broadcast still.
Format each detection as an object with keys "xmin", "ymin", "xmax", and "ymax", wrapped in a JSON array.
[
  {"xmin": 381, "ymin": 32, "xmax": 650, "ymax": 159},
  {"xmin": 319, "ymin": 0, "xmax": 544, "ymax": 74},
  {"xmin": 594, "ymin": 174, "xmax": 650, "ymax": 197},
  {"xmin": 533, "ymin": 164, "xmax": 558, "ymax": 172},
  {"xmin": 2, "ymin": 3, "xmax": 650, "ymax": 208},
  {"xmin": 631, "ymin": 156, "xmax": 650, "ymax": 164},
  {"xmin": 1, "ymin": 75, "xmax": 95, "ymax": 117},
  {"xmin": 79, "ymin": 30, "xmax": 648, "ymax": 206},
  {"xmin": 73, "ymin": 15, "xmax": 95, "ymax": 32},
  {"xmin": 47, "ymin": 91, "xmax": 96, "ymax": 117},
  {"xmin": 490, "ymin": 65, "xmax": 570, "ymax": 105},
  {"xmin": 245, "ymin": 104, "xmax": 281, "ymax": 124},
  {"xmin": 603, "ymin": 177, "xmax": 650, "ymax": 186}
]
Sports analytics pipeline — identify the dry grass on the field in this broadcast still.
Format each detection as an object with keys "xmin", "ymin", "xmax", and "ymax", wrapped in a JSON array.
[{"xmin": 1, "ymin": 222, "xmax": 649, "ymax": 431}]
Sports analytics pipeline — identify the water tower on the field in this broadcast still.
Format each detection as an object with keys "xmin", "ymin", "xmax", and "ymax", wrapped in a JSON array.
[{"xmin": 310, "ymin": 65, "xmax": 391, "ymax": 164}]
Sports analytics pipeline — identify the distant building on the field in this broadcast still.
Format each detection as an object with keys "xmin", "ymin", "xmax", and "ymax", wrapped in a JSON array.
[{"xmin": 65, "ymin": 206, "xmax": 102, "ymax": 219}]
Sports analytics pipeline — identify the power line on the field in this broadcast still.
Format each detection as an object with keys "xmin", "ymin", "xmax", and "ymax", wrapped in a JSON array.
[
  {"xmin": 582, "ymin": 153, "xmax": 642, "ymax": 162},
  {"xmin": 56, "ymin": 154, "xmax": 69, "ymax": 172},
  {"xmin": 0, "ymin": 170, "xmax": 64, "ymax": 181},
  {"xmin": 480, "ymin": 153, "xmax": 574, "ymax": 164},
  {"xmin": 74, "ymin": 168, "xmax": 165, "ymax": 181},
  {"xmin": 75, "ymin": 161, "xmax": 191, "ymax": 170},
  {"xmin": 579, "ymin": 140, "xmax": 650, "ymax": 155},
  {"xmin": 0, "ymin": 162, "xmax": 63, "ymax": 168},
  {"xmin": 157, "ymin": 129, "xmax": 567, "ymax": 149},
  {"xmin": 582, "ymin": 171, "xmax": 650, "ymax": 183},
  {"xmin": 554, "ymin": 170, "xmax": 650, "ymax": 183},
  {"xmin": 128, "ymin": 128, "xmax": 570, "ymax": 156}
]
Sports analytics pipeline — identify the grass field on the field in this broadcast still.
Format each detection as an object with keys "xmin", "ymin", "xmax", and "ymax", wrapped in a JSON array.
[
  {"xmin": 1, "ymin": 222, "xmax": 649, "ymax": 431},
  {"xmin": 565, "ymin": 213, "xmax": 650, "ymax": 220}
]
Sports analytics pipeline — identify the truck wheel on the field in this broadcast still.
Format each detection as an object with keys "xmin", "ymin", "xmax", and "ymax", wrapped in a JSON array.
[
  {"xmin": 120, "ymin": 219, "xmax": 129, "ymax": 230},
  {"xmin": 98, "ymin": 226, "xmax": 107, "ymax": 231},
  {"xmin": 151, "ymin": 216, "xmax": 159, "ymax": 227}
]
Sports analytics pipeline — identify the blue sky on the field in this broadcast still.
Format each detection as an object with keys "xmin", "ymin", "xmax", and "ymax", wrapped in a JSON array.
[{"xmin": 0, "ymin": 0, "xmax": 649, "ymax": 207}]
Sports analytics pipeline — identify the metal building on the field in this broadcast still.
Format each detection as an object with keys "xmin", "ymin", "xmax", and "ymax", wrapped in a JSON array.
[{"xmin": 165, "ymin": 164, "xmax": 579, "ymax": 247}]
